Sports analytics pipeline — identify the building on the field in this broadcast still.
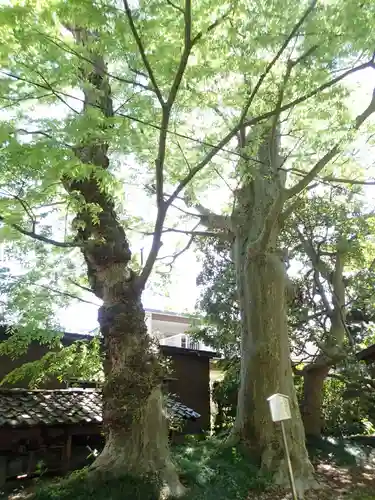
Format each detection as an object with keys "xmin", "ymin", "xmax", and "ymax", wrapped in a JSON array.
[
  {"xmin": 0, "ymin": 387, "xmax": 200, "ymax": 486},
  {"xmin": 0, "ymin": 322, "xmax": 217, "ymax": 435},
  {"xmin": 145, "ymin": 308, "xmax": 212, "ymax": 351},
  {"xmin": 0, "ymin": 314, "xmax": 218, "ymax": 485}
]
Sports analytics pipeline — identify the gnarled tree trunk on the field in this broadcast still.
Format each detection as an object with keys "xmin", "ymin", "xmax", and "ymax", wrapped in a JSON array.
[
  {"xmin": 230, "ymin": 124, "xmax": 316, "ymax": 495},
  {"xmin": 93, "ymin": 289, "xmax": 183, "ymax": 497},
  {"xmin": 299, "ymin": 239, "xmax": 347, "ymax": 439},
  {"xmin": 63, "ymin": 26, "xmax": 184, "ymax": 498}
]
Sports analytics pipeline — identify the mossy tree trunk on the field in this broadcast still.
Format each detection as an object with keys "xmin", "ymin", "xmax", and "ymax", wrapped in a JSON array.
[
  {"xmin": 228, "ymin": 124, "xmax": 316, "ymax": 495},
  {"xmin": 63, "ymin": 26, "xmax": 184, "ymax": 497}
]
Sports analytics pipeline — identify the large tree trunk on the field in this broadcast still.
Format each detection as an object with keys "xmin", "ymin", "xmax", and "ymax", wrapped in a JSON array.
[
  {"xmin": 93, "ymin": 292, "xmax": 184, "ymax": 497},
  {"xmin": 63, "ymin": 26, "xmax": 184, "ymax": 498},
  {"xmin": 230, "ymin": 124, "xmax": 316, "ymax": 495}
]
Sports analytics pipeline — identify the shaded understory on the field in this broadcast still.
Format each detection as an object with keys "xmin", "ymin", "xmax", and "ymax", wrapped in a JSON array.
[{"xmin": 4, "ymin": 437, "xmax": 375, "ymax": 500}]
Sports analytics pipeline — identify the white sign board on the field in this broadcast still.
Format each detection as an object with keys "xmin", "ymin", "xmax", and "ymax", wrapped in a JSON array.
[{"xmin": 267, "ymin": 393, "xmax": 291, "ymax": 422}]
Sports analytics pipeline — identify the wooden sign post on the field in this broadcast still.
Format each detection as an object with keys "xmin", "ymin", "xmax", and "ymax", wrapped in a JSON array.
[{"xmin": 267, "ymin": 393, "xmax": 298, "ymax": 500}]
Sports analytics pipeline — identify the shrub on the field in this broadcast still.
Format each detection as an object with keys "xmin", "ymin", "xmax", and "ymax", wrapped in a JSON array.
[
  {"xmin": 32, "ymin": 468, "xmax": 160, "ymax": 500},
  {"xmin": 172, "ymin": 437, "xmax": 268, "ymax": 500},
  {"xmin": 322, "ymin": 377, "xmax": 375, "ymax": 437},
  {"xmin": 212, "ymin": 361, "xmax": 239, "ymax": 434}
]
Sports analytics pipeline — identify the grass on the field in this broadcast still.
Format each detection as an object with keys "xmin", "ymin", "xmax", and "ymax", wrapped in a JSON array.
[
  {"xmin": 30, "ymin": 469, "xmax": 160, "ymax": 500},
  {"xmin": 25, "ymin": 438, "xmax": 267, "ymax": 500},
  {"xmin": 307, "ymin": 435, "xmax": 375, "ymax": 467},
  {"xmin": 173, "ymin": 437, "xmax": 268, "ymax": 499},
  {"xmin": 349, "ymin": 494, "xmax": 375, "ymax": 500}
]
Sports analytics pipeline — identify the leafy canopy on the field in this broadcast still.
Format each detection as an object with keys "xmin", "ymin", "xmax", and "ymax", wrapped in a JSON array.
[{"xmin": 0, "ymin": 0, "xmax": 374, "ymax": 368}]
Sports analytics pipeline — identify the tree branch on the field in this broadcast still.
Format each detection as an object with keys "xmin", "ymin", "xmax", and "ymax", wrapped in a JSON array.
[
  {"xmin": 0, "ymin": 215, "xmax": 78, "ymax": 248},
  {"xmin": 155, "ymin": 0, "xmax": 193, "ymax": 207},
  {"xmin": 167, "ymin": 59, "xmax": 375, "ymax": 207},
  {"xmin": 184, "ymin": 199, "xmax": 232, "ymax": 231},
  {"xmin": 139, "ymin": 1, "xmax": 234, "ymax": 287},
  {"xmin": 322, "ymin": 176, "xmax": 375, "ymax": 185},
  {"xmin": 139, "ymin": 0, "xmax": 194, "ymax": 287},
  {"xmin": 4, "ymin": 64, "xmax": 372, "ymax": 176},
  {"xmin": 166, "ymin": 0, "xmax": 184, "ymax": 14},
  {"xmin": 122, "ymin": 0, "xmax": 164, "ymax": 105},
  {"xmin": 37, "ymin": 30, "xmax": 155, "ymax": 94},
  {"xmin": 68, "ymin": 278, "xmax": 94, "ymax": 294},
  {"xmin": 286, "ymin": 145, "xmax": 341, "ymax": 199},
  {"xmin": 32, "ymin": 66, "xmax": 79, "ymax": 114},
  {"xmin": 166, "ymin": 0, "xmax": 192, "ymax": 108},
  {"xmin": 36, "ymin": 282, "xmax": 99, "ymax": 306},
  {"xmin": 1, "ymin": 69, "xmax": 253, "ymax": 164},
  {"xmin": 1, "ymin": 92, "xmax": 54, "ymax": 111},
  {"xmin": 157, "ymin": 225, "xmax": 198, "ymax": 266},
  {"xmin": 294, "ymin": 225, "xmax": 331, "ymax": 280},
  {"xmin": 285, "ymin": 166, "xmax": 375, "ymax": 187},
  {"xmin": 286, "ymin": 87, "xmax": 375, "ymax": 199},
  {"xmin": 0, "ymin": 188, "xmax": 37, "ymax": 230},
  {"xmin": 239, "ymin": 0, "xmax": 317, "ymax": 128},
  {"xmin": 144, "ymin": 226, "xmax": 227, "ymax": 239}
]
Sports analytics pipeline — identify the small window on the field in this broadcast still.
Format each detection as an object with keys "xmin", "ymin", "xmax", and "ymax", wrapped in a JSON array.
[
  {"xmin": 181, "ymin": 336, "xmax": 187, "ymax": 348},
  {"xmin": 190, "ymin": 340, "xmax": 199, "ymax": 350}
]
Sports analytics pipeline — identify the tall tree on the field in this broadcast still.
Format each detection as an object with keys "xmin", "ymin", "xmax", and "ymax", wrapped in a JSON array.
[
  {"xmin": 194, "ymin": 237, "xmax": 239, "ymax": 358},
  {"xmin": 188, "ymin": 105, "xmax": 375, "ymax": 493},
  {"xmin": 288, "ymin": 191, "xmax": 375, "ymax": 437},
  {"xmin": 195, "ymin": 187, "xmax": 375, "ymax": 442},
  {"xmin": 183, "ymin": 15, "xmax": 375, "ymax": 494},
  {"xmin": 1, "ymin": 0, "xmax": 375, "ymax": 495}
]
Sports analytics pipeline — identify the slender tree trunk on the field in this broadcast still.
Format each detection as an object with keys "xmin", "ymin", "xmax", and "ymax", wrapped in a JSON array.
[
  {"xmin": 299, "ymin": 244, "xmax": 347, "ymax": 439},
  {"xmin": 229, "ymin": 124, "xmax": 316, "ymax": 495},
  {"xmin": 62, "ymin": 26, "xmax": 184, "ymax": 498},
  {"xmin": 301, "ymin": 365, "xmax": 330, "ymax": 438}
]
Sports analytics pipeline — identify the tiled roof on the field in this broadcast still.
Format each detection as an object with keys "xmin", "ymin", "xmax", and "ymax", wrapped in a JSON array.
[{"xmin": 0, "ymin": 388, "xmax": 200, "ymax": 428}]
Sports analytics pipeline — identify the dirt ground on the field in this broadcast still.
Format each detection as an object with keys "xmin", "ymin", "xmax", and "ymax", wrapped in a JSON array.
[{"xmin": 251, "ymin": 462, "xmax": 375, "ymax": 499}]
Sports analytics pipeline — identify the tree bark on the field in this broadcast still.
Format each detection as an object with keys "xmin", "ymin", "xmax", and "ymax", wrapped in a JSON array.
[
  {"xmin": 63, "ymin": 26, "xmax": 184, "ymax": 498},
  {"xmin": 93, "ymin": 290, "xmax": 184, "ymax": 498},
  {"xmin": 229, "ymin": 124, "xmax": 316, "ymax": 495},
  {"xmin": 301, "ymin": 365, "xmax": 330, "ymax": 438}
]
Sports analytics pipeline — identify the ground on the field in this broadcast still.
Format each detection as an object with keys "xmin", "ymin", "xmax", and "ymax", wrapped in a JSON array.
[
  {"xmin": 3, "ymin": 437, "xmax": 375, "ymax": 499},
  {"xmin": 253, "ymin": 463, "xmax": 375, "ymax": 499}
]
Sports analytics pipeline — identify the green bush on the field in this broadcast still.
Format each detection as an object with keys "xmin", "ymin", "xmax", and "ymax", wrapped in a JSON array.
[
  {"xmin": 173, "ymin": 437, "xmax": 268, "ymax": 500},
  {"xmin": 212, "ymin": 361, "xmax": 239, "ymax": 434},
  {"xmin": 32, "ymin": 468, "xmax": 160, "ymax": 500},
  {"xmin": 322, "ymin": 377, "xmax": 375, "ymax": 437},
  {"xmin": 30, "ymin": 440, "xmax": 267, "ymax": 500}
]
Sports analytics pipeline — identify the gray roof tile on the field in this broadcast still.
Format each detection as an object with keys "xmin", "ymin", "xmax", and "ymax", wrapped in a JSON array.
[{"xmin": 0, "ymin": 389, "xmax": 200, "ymax": 428}]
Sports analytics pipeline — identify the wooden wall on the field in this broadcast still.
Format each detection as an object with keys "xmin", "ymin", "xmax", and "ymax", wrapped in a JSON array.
[{"xmin": 0, "ymin": 328, "xmax": 214, "ymax": 435}]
